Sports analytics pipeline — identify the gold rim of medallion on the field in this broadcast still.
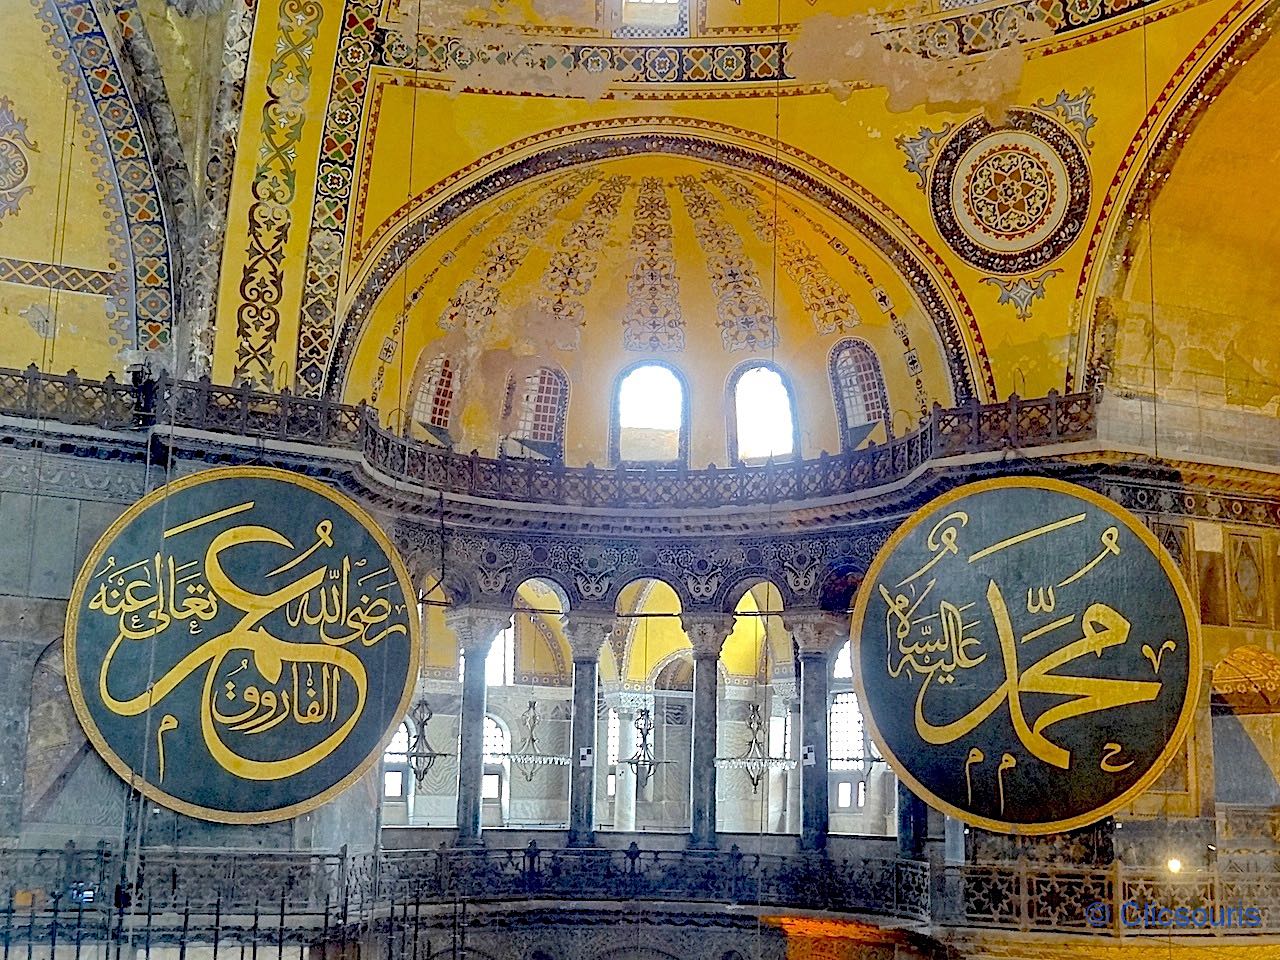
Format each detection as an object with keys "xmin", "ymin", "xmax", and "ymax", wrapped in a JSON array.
[
  {"xmin": 64, "ymin": 465, "xmax": 423, "ymax": 825},
  {"xmin": 850, "ymin": 475, "xmax": 1201, "ymax": 835}
]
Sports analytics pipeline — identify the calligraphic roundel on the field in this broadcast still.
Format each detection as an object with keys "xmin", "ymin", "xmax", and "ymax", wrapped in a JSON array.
[
  {"xmin": 851, "ymin": 477, "xmax": 1199, "ymax": 834},
  {"xmin": 65, "ymin": 467, "xmax": 421, "ymax": 823}
]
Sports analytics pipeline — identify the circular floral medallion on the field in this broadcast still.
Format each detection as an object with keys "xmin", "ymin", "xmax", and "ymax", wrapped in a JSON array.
[{"xmin": 929, "ymin": 110, "xmax": 1090, "ymax": 274}]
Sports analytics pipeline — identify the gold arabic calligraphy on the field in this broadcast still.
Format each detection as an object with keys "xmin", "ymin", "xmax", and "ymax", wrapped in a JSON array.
[
  {"xmin": 879, "ymin": 508, "xmax": 1174, "ymax": 813},
  {"xmin": 86, "ymin": 507, "xmax": 408, "ymax": 783}
]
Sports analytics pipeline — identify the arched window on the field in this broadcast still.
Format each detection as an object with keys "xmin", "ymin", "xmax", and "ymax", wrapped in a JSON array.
[
  {"xmin": 412, "ymin": 354, "xmax": 456, "ymax": 440},
  {"xmin": 829, "ymin": 340, "xmax": 891, "ymax": 449},
  {"xmin": 501, "ymin": 366, "xmax": 568, "ymax": 460},
  {"xmin": 483, "ymin": 716, "xmax": 509, "ymax": 763},
  {"xmin": 482, "ymin": 715, "xmax": 509, "ymax": 812},
  {"xmin": 832, "ymin": 640, "xmax": 853, "ymax": 680},
  {"xmin": 612, "ymin": 362, "xmax": 687, "ymax": 464},
  {"xmin": 382, "ymin": 721, "xmax": 411, "ymax": 799},
  {"xmin": 729, "ymin": 363, "xmax": 796, "ymax": 463}
]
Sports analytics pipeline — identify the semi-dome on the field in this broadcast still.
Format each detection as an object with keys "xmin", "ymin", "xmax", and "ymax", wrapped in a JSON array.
[{"xmin": 341, "ymin": 152, "xmax": 963, "ymax": 468}]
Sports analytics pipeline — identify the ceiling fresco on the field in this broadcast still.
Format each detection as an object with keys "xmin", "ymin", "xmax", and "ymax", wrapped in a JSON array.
[{"xmin": 0, "ymin": 0, "xmax": 1272, "ymax": 454}]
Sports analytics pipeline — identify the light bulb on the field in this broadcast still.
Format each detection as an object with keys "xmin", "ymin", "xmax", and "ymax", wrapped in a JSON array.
[{"xmin": 1167, "ymin": 857, "xmax": 1182, "ymax": 874}]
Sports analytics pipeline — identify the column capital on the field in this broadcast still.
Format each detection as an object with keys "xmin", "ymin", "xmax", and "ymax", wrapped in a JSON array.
[
  {"xmin": 560, "ymin": 612, "xmax": 618, "ymax": 662},
  {"xmin": 681, "ymin": 612, "xmax": 737, "ymax": 659},
  {"xmin": 783, "ymin": 610, "xmax": 848, "ymax": 658},
  {"xmin": 445, "ymin": 606, "xmax": 513, "ymax": 655}
]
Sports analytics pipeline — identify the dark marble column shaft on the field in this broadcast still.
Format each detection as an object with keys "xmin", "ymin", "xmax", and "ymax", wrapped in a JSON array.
[
  {"xmin": 563, "ymin": 613, "xmax": 614, "ymax": 846},
  {"xmin": 447, "ymin": 607, "xmax": 512, "ymax": 847},
  {"xmin": 683, "ymin": 613, "xmax": 736, "ymax": 850},
  {"xmin": 785, "ymin": 611, "xmax": 846, "ymax": 853}
]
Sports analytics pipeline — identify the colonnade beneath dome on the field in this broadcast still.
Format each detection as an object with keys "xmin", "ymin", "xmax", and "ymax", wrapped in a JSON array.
[{"xmin": 388, "ymin": 578, "xmax": 903, "ymax": 851}]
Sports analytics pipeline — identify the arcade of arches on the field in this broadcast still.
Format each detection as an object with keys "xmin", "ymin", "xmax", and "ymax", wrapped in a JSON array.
[{"xmin": 0, "ymin": 0, "xmax": 1280, "ymax": 956}]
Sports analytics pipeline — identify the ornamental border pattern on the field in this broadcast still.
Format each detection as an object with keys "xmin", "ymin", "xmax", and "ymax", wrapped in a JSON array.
[
  {"xmin": 373, "ymin": 0, "xmax": 1177, "ymax": 84},
  {"xmin": 106, "ymin": 0, "xmax": 195, "ymax": 291},
  {"xmin": 49, "ymin": 0, "xmax": 176, "ymax": 353},
  {"xmin": 54, "ymin": 0, "xmax": 175, "ymax": 351},
  {"xmin": 188, "ymin": 0, "xmax": 257, "ymax": 375},
  {"xmin": 31, "ymin": 0, "xmax": 136, "ymax": 353},
  {"xmin": 232, "ymin": 0, "xmax": 324, "ymax": 388},
  {"xmin": 0, "ymin": 258, "xmax": 117, "ymax": 296},
  {"xmin": 329, "ymin": 126, "xmax": 994, "ymax": 404},
  {"xmin": 294, "ymin": 0, "xmax": 379, "ymax": 393}
]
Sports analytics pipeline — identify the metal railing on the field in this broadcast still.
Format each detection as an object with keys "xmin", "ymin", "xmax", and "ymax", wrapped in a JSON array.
[
  {"xmin": 362, "ymin": 843, "xmax": 929, "ymax": 920},
  {"xmin": 938, "ymin": 860, "xmax": 1280, "ymax": 935},
  {"xmin": 0, "ymin": 841, "xmax": 928, "ymax": 954},
  {"xmin": 5, "ymin": 844, "xmax": 1280, "ymax": 947},
  {"xmin": 0, "ymin": 365, "xmax": 1096, "ymax": 510}
]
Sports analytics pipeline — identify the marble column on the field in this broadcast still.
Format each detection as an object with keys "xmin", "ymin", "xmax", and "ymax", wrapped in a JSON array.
[
  {"xmin": 612, "ymin": 700, "xmax": 639, "ymax": 831},
  {"xmin": 773, "ymin": 678, "xmax": 801, "ymax": 835},
  {"xmin": 447, "ymin": 606, "xmax": 512, "ymax": 847},
  {"xmin": 562, "ymin": 613, "xmax": 615, "ymax": 846},
  {"xmin": 784, "ymin": 611, "xmax": 846, "ymax": 852},
  {"xmin": 682, "ymin": 612, "xmax": 736, "ymax": 849},
  {"xmin": 897, "ymin": 780, "xmax": 929, "ymax": 859}
]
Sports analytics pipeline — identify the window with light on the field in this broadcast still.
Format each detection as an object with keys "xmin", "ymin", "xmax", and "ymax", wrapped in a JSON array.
[
  {"xmin": 383, "ymin": 721, "xmax": 411, "ymax": 799},
  {"xmin": 829, "ymin": 692, "xmax": 867, "ymax": 770},
  {"xmin": 618, "ymin": 0, "xmax": 684, "ymax": 33},
  {"xmin": 617, "ymin": 364, "xmax": 684, "ymax": 462},
  {"xmin": 483, "ymin": 715, "xmax": 509, "ymax": 764},
  {"xmin": 733, "ymin": 365, "xmax": 795, "ymax": 462},
  {"xmin": 768, "ymin": 712, "xmax": 792, "ymax": 760},
  {"xmin": 832, "ymin": 640, "xmax": 853, "ymax": 680}
]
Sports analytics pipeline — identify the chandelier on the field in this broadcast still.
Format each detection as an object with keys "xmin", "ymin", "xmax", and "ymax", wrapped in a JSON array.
[
  {"xmin": 621, "ymin": 707, "xmax": 670, "ymax": 790},
  {"xmin": 715, "ymin": 703, "xmax": 796, "ymax": 794},
  {"xmin": 406, "ymin": 698, "xmax": 450, "ymax": 785},
  {"xmin": 504, "ymin": 700, "xmax": 571, "ymax": 782}
]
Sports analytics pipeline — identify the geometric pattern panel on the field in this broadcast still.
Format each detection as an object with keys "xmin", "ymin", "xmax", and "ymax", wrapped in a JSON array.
[
  {"xmin": 38, "ymin": 0, "xmax": 175, "ymax": 352},
  {"xmin": 0, "ymin": 258, "xmax": 116, "ymax": 295}
]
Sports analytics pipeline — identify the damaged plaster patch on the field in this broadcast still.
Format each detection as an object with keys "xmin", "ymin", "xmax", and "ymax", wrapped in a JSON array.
[
  {"xmin": 389, "ymin": 0, "xmax": 499, "ymax": 38},
  {"xmin": 442, "ymin": 43, "xmax": 620, "ymax": 100},
  {"xmin": 789, "ymin": 12, "xmax": 1050, "ymax": 115}
]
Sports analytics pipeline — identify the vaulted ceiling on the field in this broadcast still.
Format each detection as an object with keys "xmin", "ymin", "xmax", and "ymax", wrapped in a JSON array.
[{"xmin": 0, "ymin": 0, "xmax": 1274, "ymax": 463}]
